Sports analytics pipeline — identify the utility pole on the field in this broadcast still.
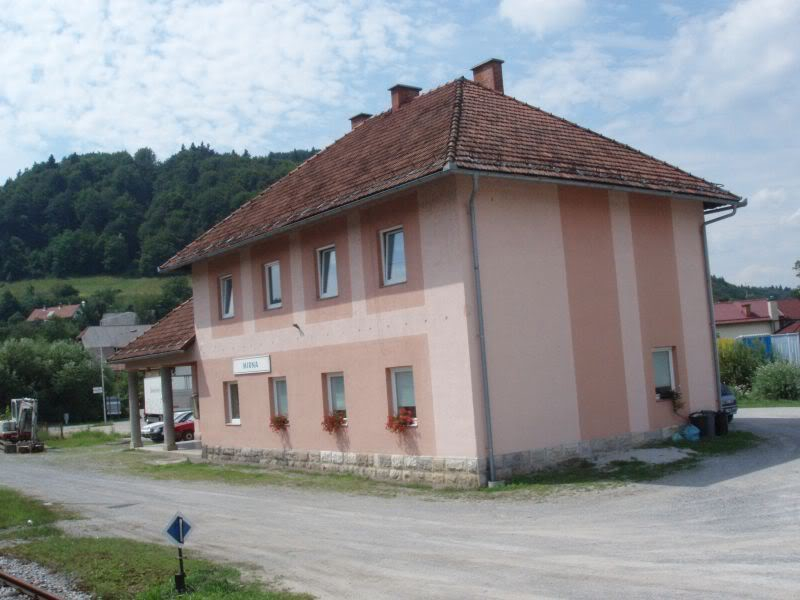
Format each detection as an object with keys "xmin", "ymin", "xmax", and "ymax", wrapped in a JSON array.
[{"xmin": 100, "ymin": 347, "xmax": 107, "ymax": 423}]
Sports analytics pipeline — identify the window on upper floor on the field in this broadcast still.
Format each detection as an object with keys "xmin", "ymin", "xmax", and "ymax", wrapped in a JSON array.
[
  {"xmin": 652, "ymin": 347, "xmax": 676, "ymax": 399},
  {"xmin": 264, "ymin": 261, "xmax": 282, "ymax": 309},
  {"xmin": 317, "ymin": 245, "xmax": 338, "ymax": 299},
  {"xmin": 220, "ymin": 275, "xmax": 234, "ymax": 319},
  {"xmin": 381, "ymin": 226, "xmax": 406, "ymax": 286}
]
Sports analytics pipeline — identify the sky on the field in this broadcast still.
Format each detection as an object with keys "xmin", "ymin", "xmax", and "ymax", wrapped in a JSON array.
[{"xmin": 0, "ymin": 0, "xmax": 798, "ymax": 287}]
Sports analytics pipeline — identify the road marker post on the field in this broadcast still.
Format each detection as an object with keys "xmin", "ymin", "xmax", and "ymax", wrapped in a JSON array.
[{"xmin": 163, "ymin": 512, "xmax": 193, "ymax": 594}]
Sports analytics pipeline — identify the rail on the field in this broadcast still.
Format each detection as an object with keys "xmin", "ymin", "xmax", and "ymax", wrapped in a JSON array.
[{"xmin": 0, "ymin": 569, "xmax": 64, "ymax": 600}]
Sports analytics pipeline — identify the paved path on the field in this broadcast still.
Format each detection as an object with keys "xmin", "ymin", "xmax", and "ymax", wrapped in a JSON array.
[{"xmin": 3, "ymin": 409, "xmax": 800, "ymax": 599}]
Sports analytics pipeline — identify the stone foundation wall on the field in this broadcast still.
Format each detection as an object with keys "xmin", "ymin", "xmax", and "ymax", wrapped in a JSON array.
[
  {"xmin": 203, "ymin": 445, "xmax": 486, "ymax": 488},
  {"xmin": 203, "ymin": 425, "xmax": 679, "ymax": 488}
]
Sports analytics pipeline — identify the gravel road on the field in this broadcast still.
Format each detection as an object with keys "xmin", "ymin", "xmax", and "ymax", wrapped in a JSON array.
[{"xmin": 2, "ymin": 408, "xmax": 799, "ymax": 599}]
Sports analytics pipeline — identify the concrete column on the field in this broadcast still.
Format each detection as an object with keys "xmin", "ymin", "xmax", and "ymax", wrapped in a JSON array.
[
  {"xmin": 127, "ymin": 371, "xmax": 143, "ymax": 449},
  {"xmin": 160, "ymin": 367, "xmax": 177, "ymax": 451}
]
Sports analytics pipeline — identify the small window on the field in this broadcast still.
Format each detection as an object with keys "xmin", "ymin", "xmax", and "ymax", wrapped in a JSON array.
[
  {"xmin": 317, "ymin": 245, "xmax": 338, "ymax": 299},
  {"xmin": 652, "ymin": 347, "xmax": 675, "ymax": 398},
  {"xmin": 264, "ymin": 261, "xmax": 282, "ymax": 309},
  {"xmin": 381, "ymin": 227, "xmax": 407, "ymax": 285},
  {"xmin": 273, "ymin": 377, "xmax": 288, "ymax": 417},
  {"xmin": 225, "ymin": 381, "xmax": 240, "ymax": 425},
  {"xmin": 220, "ymin": 275, "xmax": 235, "ymax": 319},
  {"xmin": 390, "ymin": 367, "xmax": 416, "ymax": 420},
  {"xmin": 326, "ymin": 373, "xmax": 346, "ymax": 418}
]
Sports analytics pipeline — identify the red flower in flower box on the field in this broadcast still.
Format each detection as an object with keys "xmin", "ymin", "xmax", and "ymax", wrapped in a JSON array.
[
  {"xmin": 385, "ymin": 408, "xmax": 415, "ymax": 433},
  {"xmin": 322, "ymin": 412, "xmax": 347, "ymax": 433},
  {"xmin": 270, "ymin": 414, "xmax": 289, "ymax": 432}
]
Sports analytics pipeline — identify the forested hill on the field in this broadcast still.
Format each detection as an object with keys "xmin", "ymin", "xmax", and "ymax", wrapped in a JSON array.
[
  {"xmin": 711, "ymin": 275, "xmax": 795, "ymax": 301},
  {"xmin": 0, "ymin": 144, "xmax": 314, "ymax": 280}
]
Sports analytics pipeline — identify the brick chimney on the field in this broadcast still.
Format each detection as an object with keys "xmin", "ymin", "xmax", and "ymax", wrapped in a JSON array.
[
  {"xmin": 471, "ymin": 58, "xmax": 504, "ymax": 93},
  {"xmin": 389, "ymin": 84, "xmax": 421, "ymax": 110},
  {"xmin": 349, "ymin": 113, "xmax": 372, "ymax": 130}
]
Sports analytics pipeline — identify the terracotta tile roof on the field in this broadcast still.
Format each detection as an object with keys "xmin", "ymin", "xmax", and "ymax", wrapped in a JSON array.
[
  {"xmin": 714, "ymin": 298, "xmax": 800, "ymax": 325},
  {"xmin": 26, "ymin": 304, "xmax": 82, "ymax": 321},
  {"xmin": 777, "ymin": 298, "xmax": 800, "ymax": 320},
  {"xmin": 162, "ymin": 78, "xmax": 740, "ymax": 271},
  {"xmin": 108, "ymin": 298, "xmax": 194, "ymax": 363},
  {"xmin": 776, "ymin": 320, "xmax": 800, "ymax": 335}
]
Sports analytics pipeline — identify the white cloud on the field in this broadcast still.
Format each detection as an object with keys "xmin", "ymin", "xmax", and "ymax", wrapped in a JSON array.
[
  {"xmin": 507, "ymin": 0, "xmax": 800, "ymax": 287},
  {"xmin": 0, "ymin": 0, "xmax": 455, "ymax": 179},
  {"xmin": 498, "ymin": 0, "xmax": 586, "ymax": 38}
]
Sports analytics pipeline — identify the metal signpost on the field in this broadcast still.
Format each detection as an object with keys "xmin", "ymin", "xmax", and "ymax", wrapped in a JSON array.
[{"xmin": 163, "ymin": 513, "xmax": 193, "ymax": 593}]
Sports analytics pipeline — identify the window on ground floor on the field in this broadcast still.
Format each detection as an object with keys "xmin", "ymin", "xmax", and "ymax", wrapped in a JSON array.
[
  {"xmin": 326, "ymin": 373, "xmax": 346, "ymax": 419},
  {"xmin": 652, "ymin": 347, "xmax": 676, "ymax": 399},
  {"xmin": 225, "ymin": 381, "xmax": 240, "ymax": 425},
  {"xmin": 390, "ymin": 367, "xmax": 416, "ymax": 420},
  {"xmin": 272, "ymin": 377, "xmax": 288, "ymax": 416}
]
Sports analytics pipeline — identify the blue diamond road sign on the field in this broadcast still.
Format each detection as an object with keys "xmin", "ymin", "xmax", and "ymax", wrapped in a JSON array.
[{"xmin": 164, "ymin": 513, "xmax": 192, "ymax": 546}]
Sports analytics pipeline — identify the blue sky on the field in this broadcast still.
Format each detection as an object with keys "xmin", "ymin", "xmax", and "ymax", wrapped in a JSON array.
[{"xmin": 1, "ymin": 0, "xmax": 798, "ymax": 286}]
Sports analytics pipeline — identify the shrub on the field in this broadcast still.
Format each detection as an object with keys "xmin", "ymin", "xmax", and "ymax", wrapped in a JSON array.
[
  {"xmin": 751, "ymin": 361, "xmax": 800, "ymax": 401},
  {"xmin": 718, "ymin": 339, "xmax": 767, "ymax": 390}
]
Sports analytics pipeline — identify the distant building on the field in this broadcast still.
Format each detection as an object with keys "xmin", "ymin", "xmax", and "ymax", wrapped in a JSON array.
[
  {"xmin": 79, "ymin": 312, "xmax": 151, "ymax": 361},
  {"xmin": 100, "ymin": 312, "xmax": 139, "ymax": 327},
  {"xmin": 714, "ymin": 298, "xmax": 800, "ymax": 339},
  {"xmin": 26, "ymin": 304, "xmax": 82, "ymax": 322}
]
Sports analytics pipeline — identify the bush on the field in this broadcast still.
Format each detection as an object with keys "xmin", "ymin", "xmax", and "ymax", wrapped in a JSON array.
[
  {"xmin": 718, "ymin": 339, "xmax": 767, "ymax": 390},
  {"xmin": 751, "ymin": 361, "xmax": 800, "ymax": 401}
]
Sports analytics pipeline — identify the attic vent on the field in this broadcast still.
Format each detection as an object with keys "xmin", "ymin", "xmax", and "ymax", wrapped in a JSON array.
[{"xmin": 389, "ymin": 84, "xmax": 421, "ymax": 110}]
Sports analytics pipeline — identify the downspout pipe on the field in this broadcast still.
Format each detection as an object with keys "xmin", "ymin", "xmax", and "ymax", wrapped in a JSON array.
[
  {"xmin": 467, "ymin": 173, "xmax": 499, "ymax": 485},
  {"xmin": 701, "ymin": 199, "xmax": 746, "ymax": 407}
]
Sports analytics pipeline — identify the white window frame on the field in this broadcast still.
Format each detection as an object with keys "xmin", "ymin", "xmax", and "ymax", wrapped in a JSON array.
[
  {"xmin": 225, "ymin": 381, "xmax": 240, "ymax": 425},
  {"xmin": 652, "ymin": 347, "xmax": 676, "ymax": 399},
  {"xmin": 380, "ymin": 226, "xmax": 407, "ymax": 286},
  {"xmin": 220, "ymin": 275, "xmax": 235, "ymax": 319},
  {"xmin": 264, "ymin": 261, "xmax": 282, "ymax": 310},
  {"xmin": 272, "ymin": 377, "xmax": 288, "ymax": 417},
  {"xmin": 317, "ymin": 245, "xmax": 338, "ymax": 299},
  {"xmin": 326, "ymin": 372, "xmax": 347, "ymax": 421},
  {"xmin": 390, "ymin": 366, "xmax": 417, "ymax": 425}
]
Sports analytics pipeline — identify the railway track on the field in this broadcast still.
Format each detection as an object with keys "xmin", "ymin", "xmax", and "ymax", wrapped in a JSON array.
[{"xmin": 0, "ymin": 569, "xmax": 63, "ymax": 599}]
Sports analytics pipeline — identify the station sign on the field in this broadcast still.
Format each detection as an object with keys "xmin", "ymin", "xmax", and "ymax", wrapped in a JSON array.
[{"xmin": 233, "ymin": 355, "xmax": 271, "ymax": 375}]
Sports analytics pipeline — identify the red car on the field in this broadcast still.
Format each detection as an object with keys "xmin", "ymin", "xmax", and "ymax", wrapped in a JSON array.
[{"xmin": 142, "ymin": 411, "xmax": 195, "ymax": 442}]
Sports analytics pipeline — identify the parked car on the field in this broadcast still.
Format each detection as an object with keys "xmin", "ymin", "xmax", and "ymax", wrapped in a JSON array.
[
  {"xmin": 720, "ymin": 384, "xmax": 737, "ymax": 422},
  {"xmin": 142, "ymin": 410, "xmax": 194, "ymax": 442}
]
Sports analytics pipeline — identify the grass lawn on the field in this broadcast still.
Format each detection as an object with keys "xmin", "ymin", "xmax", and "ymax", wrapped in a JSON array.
[
  {"xmin": 0, "ymin": 486, "xmax": 311, "ymax": 599},
  {"xmin": 51, "ymin": 429, "xmax": 762, "ymax": 500},
  {"xmin": 736, "ymin": 396, "xmax": 800, "ymax": 408},
  {"xmin": 0, "ymin": 275, "xmax": 188, "ymax": 305},
  {"xmin": 487, "ymin": 431, "xmax": 762, "ymax": 495},
  {"xmin": 41, "ymin": 429, "xmax": 125, "ymax": 449},
  {"xmin": 0, "ymin": 487, "xmax": 74, "ymax": 541}
]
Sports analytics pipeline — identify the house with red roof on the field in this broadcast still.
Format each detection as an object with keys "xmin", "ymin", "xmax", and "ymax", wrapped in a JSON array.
[
  {"xmin": 713, "ymin": 298, "xmax": 800, "ymax": 339},
  {"xmin": 111, "ymin": 59, "xmax": 743, "ymax": 486},
  {"xmin": 26, "ymin": 303, "xmax": 82, "ymax": 322}
]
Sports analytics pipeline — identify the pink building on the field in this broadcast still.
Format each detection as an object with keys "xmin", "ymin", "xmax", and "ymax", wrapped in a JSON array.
[{"xmin": 112, "ymin": 60, "xmax": 743, "ymax": 487}]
